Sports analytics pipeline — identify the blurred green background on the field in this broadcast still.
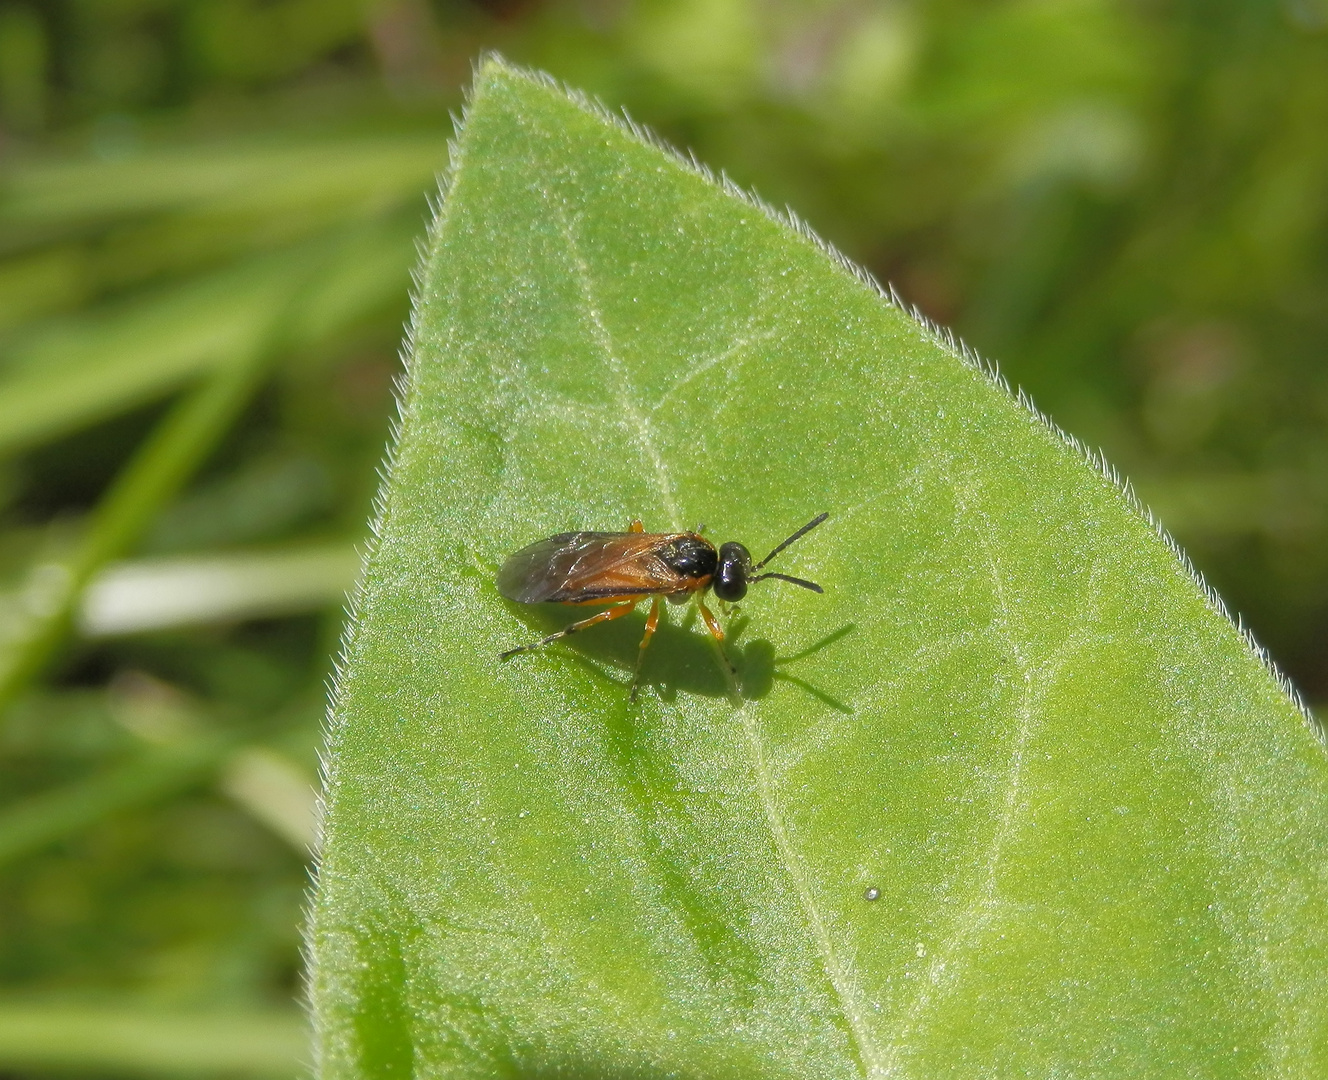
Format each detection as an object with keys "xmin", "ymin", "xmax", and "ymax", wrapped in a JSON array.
[{"xmin": 0, "ymin": 0, "xmax": 1325, "ymax": 1073}]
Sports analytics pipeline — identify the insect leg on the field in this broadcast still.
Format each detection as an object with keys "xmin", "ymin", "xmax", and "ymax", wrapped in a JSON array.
[
  {"xmin": 628, "ymin": 520, "xmax": 644, "ymax": 533},
  {"xmin": 697, "ymin": 599, "xmax": 737, "ymax": 681},
  {"xmin": 499, "ymin": 600, "xmax": 637, "ymax": 660},
  {"xmin": 629, "ymin": 596, "xmax": 664, "ymax": 702},
  {"xmin": 697, "ymin": 600, "xmax": 725, "ymax": 644}
]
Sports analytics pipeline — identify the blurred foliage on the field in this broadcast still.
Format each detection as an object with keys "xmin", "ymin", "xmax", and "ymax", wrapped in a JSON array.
[{"xmin": 0, "ymin": 0, "xmax": 1325, "ymax": 1073}]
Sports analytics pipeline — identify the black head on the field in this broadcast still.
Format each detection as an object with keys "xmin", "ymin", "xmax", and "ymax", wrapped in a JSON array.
[
  {"xmin": 714, "ymin": 542, "xmax": 753, "ymax": 601},
  {"xmin": 711, "ymin": 513, "xmax": 829, "ymax": 602}
]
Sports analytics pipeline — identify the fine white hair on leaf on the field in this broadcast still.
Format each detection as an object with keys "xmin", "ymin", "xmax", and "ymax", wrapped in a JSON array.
[
  {"xmin": 462, "ymin": 53, "xmax": 1320, "ymax": 745},
  {"xmin": 304, "ymin": 53, "xmax": 479, "ymax": 1050},
  {"xmin": 305, "ymin": 53, "xmax": 1327, "ymax": 1038}
]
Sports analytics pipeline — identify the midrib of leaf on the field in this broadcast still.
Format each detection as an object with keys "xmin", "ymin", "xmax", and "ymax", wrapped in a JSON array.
[
  {"xmin": 448, "ymin": 162, "xmax": 880, "ymax": 1061},
  {"xmin": 559, "ymin": 184, "xmax": 886, "ymax": 1071},
  {"xmin": 737, "ymin": 698, "xmax": 882, "ymax": 1076},
  {"xmin": 311, "ymin": 58, "xmax": 1328, "ymax": 1080}
]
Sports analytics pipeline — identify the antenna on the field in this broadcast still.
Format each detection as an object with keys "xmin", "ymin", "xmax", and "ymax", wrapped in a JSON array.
[
  {"xmin": 750, "ymin": 571, "xmax": 823, "ymax": 593},
  {"xmin": 755, "ymin": 512, "xmax": 829, "ymax": 569}
]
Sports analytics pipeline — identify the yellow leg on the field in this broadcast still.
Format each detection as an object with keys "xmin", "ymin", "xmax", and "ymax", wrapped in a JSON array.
[
  {"xmin": 630, "ymin": 596, "xmax": 663, "ymax": 702},
  {"xmin": 698, "ymin": 599, "xmax": 736, "ymax": 680},
  {"xmin": 499, "ymin": 601, "xmax": 637, "ymax": 660}
]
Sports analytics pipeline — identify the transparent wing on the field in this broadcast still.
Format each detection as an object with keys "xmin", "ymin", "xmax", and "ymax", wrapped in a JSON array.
[{"xmin": 496, "ymin": 532, "xmax": 685, "ymax": 604}]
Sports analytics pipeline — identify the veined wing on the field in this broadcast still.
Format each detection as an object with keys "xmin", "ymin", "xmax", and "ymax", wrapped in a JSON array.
[{"xmin": 496, "ymin": 531, "xmax": 686, "ymax": 604}]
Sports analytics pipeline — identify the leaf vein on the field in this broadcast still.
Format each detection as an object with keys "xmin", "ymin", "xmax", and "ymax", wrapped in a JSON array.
[
  {"xmin": 880, "ymin": 494, "xmax": 1101, "ymax": 1077},
  {"xmin": 555, "ymin": 204, "xmax": 682, "ymax": 527},
  {"xmin": 649, "ymin": 324, "xmax": 778, "ymax": 416},
  {"xmin": 737, "ymin": 703, "xmax": 884, "ymax": 1078}
]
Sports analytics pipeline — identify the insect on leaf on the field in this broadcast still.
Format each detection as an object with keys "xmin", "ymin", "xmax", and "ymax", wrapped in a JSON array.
[{"xmin": 309, "ymin": 58, "xmax": 1328, "ymax": 1078}]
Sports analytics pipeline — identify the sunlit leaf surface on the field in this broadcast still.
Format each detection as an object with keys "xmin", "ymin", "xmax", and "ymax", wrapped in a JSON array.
[{"xmin": 310, "ymin": 60, "xmax": 1328, "ymax": 1078}]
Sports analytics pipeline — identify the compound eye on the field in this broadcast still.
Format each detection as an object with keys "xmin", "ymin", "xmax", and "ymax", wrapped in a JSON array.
[{"xmin": 713, "ymin": 560, "xmax": 747, "ymax": 602}]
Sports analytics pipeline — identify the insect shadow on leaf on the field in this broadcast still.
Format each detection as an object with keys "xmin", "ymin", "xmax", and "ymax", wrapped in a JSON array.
[
  {"xmin": 500, "ymin": 603, "xmax": 853, "ymax": 706},
  {"xmin": 751, "ymin": 622, "xmax": 856, "ymax": 713},
  {"xmin": 501, "ymin": 600, "xmax": 742, "ymax": 699},
  {"xmin": 496, "ymin": 514, "xmax": 831, "ymax": 701}
]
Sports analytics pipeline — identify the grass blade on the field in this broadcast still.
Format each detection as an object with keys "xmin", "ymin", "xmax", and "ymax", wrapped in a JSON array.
[
  {"xmin": 0, "ymin": 732, "xmax": 238, "ymax": 867},
  {"xmin": 0, "ymin": 1002, "xmax": 304, "ymax": 1074}
]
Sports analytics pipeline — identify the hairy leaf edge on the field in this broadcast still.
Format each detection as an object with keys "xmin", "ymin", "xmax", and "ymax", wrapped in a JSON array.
[
  {"xmin": 304, "ymin": 49, "xmax": 1326, "ymax": 1061},
  {"xmin": 457, "ymin": 56, "xmax": 1323, "ymax": 743}
]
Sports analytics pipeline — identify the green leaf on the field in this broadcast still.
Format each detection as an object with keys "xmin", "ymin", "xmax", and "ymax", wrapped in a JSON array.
[{"xmin": 310, "ymin": 59, "xmax": 1328, "ymax": 1077}]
